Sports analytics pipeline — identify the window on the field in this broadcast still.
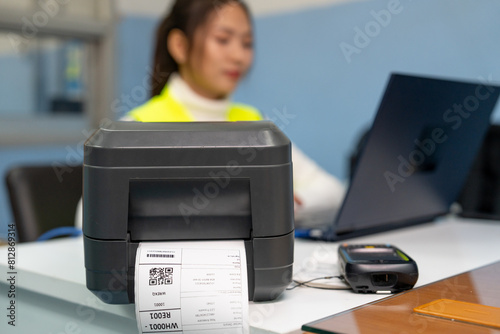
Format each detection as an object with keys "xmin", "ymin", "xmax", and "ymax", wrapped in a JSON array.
[{"xmin": 0, "ymin": 0, "xmax": 116, "ymax": 145}]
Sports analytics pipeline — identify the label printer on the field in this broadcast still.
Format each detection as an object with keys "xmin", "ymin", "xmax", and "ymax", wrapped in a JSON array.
[{"xmin": 83, "ymin": 121, "xmax": 294, "ymax": 304}]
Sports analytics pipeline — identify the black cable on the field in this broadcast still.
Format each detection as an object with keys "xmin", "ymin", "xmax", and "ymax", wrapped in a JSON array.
[{"xmin": 286, "ymin": 275, "xmax": 349, "ymax": 291}]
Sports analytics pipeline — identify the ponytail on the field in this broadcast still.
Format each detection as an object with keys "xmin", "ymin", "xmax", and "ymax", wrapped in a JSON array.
[{"xmin": 151, "ymin": 15, "xmax": 177, "ymax": 97}]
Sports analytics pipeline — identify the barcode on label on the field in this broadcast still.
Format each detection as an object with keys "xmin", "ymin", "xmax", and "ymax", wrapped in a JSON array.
[{"xmin": 147, "ymin": 254, "xmax": 174, "ymax": 258}]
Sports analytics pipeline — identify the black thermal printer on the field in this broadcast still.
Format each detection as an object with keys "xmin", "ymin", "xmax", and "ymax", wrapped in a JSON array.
[{"xmin": 83, "ymin": 121, "xmax": 294, "ymax": 304}]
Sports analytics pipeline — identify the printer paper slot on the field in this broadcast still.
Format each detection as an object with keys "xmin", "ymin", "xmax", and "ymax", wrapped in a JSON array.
[{"xmin": 128, "ymin": 179, "xmax": 252, "ymax": 241}]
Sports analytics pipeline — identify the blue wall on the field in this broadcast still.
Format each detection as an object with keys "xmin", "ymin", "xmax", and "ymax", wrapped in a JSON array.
[{"xmin": 114, "ymin": 16, "xmax": 159, "ymax": 117}]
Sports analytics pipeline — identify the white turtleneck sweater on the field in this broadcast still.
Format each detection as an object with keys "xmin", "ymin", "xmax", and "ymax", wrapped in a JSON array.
[
  {"xmin": 76, "ymin": 74, "xmax": 345, "ymax": 229},
  {"xmin": 170, "ymin": 73, "xmax": 232, "ymax": 121},
  {"xmin": 120, "ymin": 73, "xmax": 233, "ymax": 122}
]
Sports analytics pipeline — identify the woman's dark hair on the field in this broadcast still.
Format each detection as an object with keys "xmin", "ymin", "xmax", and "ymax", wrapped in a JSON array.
[{"xmin": 150, "ymin": 0, "xmax": 252, "ymax": 97}]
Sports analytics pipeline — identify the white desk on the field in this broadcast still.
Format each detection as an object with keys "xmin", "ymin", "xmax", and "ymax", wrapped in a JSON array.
[{"xmin": 1, "ymin": 216, "xmax": 500, "ymax": 334}]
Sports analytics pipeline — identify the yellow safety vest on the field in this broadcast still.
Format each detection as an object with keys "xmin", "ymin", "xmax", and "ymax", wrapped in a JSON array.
[{"xmin": 127, "ymin": 84, "xmax": 262, "ymax": 122}]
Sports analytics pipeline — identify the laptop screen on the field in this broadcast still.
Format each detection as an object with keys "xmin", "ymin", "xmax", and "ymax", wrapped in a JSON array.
[{"xmin": 335, "ymin": 73, "xmax": 500, "ymax": 236}]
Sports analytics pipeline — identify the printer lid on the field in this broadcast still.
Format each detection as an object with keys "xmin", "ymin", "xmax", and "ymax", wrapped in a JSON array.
[{"xmin": 84, "ymin": 121, "xmax": 291, "ymax": 168}]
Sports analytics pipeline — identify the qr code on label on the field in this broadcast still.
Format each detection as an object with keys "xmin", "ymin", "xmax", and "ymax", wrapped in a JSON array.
[{"xmin": 149, "ymin": 267, "xmax": 173, "ymax": 286}]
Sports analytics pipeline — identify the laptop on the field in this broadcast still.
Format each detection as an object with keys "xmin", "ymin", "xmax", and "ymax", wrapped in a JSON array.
[{"xmin": 302, "ymin": 73, "xmax": 500, "ymax": 241}]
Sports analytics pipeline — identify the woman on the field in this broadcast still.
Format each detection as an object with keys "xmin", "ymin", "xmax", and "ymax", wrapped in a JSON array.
[
  {"xmin": 123, "ymin": 0, "xmax": 261, "ymax": 123},
  {"xmin": 75, "ymin": 0, "xmax": 344, "ymax": 229}
]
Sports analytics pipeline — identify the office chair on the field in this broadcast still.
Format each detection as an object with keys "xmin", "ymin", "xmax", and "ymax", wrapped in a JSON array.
[
  {"xmin": 5, "ymin": 164, "xmax": 83, "ymax": 243},
  {"xmin": 349, "ymin": 124, "xmax": 500, "ymax": 220}
]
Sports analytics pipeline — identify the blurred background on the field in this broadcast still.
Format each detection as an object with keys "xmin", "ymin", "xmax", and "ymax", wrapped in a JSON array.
[{"xmin": 1, "ymin": 0, "xmax": 500, "ymax": 239}]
